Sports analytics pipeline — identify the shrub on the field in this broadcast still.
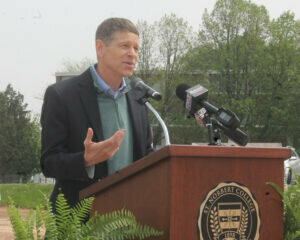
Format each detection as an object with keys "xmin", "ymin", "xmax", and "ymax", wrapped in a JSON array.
[
  {"xmin": 8, "ymin": 193, "xmax": 163, "ymax": 240},
  {"xmin": 268, "ymin": 169, "xmax": 300, "ymax": 240}
]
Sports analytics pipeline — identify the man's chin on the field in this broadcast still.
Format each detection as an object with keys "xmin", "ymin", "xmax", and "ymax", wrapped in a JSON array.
[{"xmin": 123, "ymin": 71, "xmax": 134, "ymax": 77}]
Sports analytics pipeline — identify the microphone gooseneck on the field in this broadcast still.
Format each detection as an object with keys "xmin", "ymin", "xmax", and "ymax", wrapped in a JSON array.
[{"xmin": 131, "ymin": 78, "xmax": 169, "ymax": 145}]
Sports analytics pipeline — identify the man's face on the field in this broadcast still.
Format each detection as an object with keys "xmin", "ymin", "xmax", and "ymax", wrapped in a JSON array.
[{"xmin": 97, "ymin": 31, "xmax": 139, "ymax": 80}]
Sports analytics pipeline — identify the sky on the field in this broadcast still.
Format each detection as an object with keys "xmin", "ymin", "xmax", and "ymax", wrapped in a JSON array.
[{"xmin": 0, "ymin": 0, "xmax": 299, "ymax": 115}]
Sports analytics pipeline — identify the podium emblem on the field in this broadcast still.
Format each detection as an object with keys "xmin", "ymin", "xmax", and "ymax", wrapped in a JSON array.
[{"xmin": 198, "ymin": 182, "xmax": 260, "ymax": 240}]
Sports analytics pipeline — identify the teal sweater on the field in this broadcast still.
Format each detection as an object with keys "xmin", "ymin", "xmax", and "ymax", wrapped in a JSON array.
[{"xmin": 90, "ymin": 68, "xmax": 133, "ymax": 175}]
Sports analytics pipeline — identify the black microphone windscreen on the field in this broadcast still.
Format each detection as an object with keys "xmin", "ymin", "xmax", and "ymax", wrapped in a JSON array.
[
  {"xmin": 175, "ymin": 83, "xmax": 191, "ymax": 101},
  {"xmin": 130, "ymin": 78, "xmax": 142, "ymax": 88}
]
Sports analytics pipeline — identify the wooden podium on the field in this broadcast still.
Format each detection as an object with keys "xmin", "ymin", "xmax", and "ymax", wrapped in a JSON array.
[{"xmin": 80, "ymin": 144, "xmax": 290, "ymax": 240}]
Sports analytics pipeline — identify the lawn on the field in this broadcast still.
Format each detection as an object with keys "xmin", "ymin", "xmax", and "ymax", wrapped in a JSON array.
[{"xmin": 0, "ymin": 183, "xmax": 53, "ymax": 208}]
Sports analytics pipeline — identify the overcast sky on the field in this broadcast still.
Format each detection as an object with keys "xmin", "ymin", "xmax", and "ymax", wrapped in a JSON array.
[{"xmin": 0, "ymin": 0, "xmax": 299, "ymax": 115}]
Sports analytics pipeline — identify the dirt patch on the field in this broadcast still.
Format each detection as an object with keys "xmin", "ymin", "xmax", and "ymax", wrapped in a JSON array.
[{"xmin": 0, "ymin": 206, "xmax": 35, "ymax": 240}]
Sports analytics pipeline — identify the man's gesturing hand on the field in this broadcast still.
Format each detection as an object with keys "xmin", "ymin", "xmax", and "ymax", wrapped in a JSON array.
[{"xmin": 83, "ymin": 128, "xmax": 125, "ymax": 167}]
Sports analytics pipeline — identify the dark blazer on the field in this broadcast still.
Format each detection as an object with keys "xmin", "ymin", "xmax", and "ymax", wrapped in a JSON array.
[{"xmin": 40, "ymin": 68, "xmax": 153, "ymax": 208}]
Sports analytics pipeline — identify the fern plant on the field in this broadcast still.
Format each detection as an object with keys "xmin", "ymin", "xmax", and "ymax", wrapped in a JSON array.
[
  {"xmin": 8, "ymin": 193, "xmax": 163, "ymax": 240},
  {"xmin": 8, "ymin": 200, "xmax": 45, "ymax": 240},
  {"xmin": 268, "ymin": 169, "xmax": 300, "ymax": 240}
]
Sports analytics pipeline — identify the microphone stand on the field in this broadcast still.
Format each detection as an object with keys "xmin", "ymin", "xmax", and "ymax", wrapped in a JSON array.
[
  {"xmin": 195, "ymin": 108, "xmax": 248, "ymax": 146},
  {"xmin": 141, "ymin": 97, "xmax": 171, "ymax": 146},
  {"xmin": 206, "ymin": 116, "xmax": 221, "ymax": 146},
  {"xmin": 206, "ymin": 117, "xmax": 214, "ymax": 145}
]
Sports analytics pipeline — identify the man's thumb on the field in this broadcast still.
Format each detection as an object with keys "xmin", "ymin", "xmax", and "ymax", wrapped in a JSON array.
[{"xmin": 84, "ymin": 128, "xmax": 94, "ymax": 144}]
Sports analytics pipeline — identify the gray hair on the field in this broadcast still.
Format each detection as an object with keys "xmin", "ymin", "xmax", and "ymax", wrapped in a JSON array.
[{"xmin": 95, "ymin": 18, "xmax": 139, "ymax": 45}]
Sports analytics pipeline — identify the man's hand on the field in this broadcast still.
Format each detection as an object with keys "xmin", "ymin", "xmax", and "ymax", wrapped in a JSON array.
[{"xmin": 83, "ymin": 128, "xmax": 125, "ymax": 167}]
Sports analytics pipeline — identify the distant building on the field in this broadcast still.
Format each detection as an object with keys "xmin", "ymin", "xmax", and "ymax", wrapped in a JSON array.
[
  {"xmin": 31, "ymin": 173, "xmax": 55, "ymax": 184},
  {"xmin": 55, "ymin": 72, "xmax": 81, "ymax": 82}
]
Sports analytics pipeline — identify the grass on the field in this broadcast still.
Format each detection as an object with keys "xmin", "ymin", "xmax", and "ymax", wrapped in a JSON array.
[{"xmin": 0, "ymin": 183, "xmax": 53, "ymax": 208}]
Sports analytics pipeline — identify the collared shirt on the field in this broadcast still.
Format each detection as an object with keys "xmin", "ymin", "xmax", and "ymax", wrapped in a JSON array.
[{"xmin": 90, "ymin": 65, "xmax": 127, "ymax": 99}]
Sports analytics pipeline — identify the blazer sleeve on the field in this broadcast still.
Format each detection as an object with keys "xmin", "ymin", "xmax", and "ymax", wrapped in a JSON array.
[{"xmin": 40, "ymin": 85, "xmax": 90, "ymax": 181}]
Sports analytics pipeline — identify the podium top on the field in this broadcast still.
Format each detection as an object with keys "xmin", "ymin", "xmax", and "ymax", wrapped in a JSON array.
[
  {"xmin": 192, "ymin": 142, "xmax": 283, "ymax": 148},
  {"xmin": 80, "ymin": 144, "xmax": 290, "ymax": 199},
  {"xmin": 164, "ymin": 144, "xmax": 290, "ymax": 158}
]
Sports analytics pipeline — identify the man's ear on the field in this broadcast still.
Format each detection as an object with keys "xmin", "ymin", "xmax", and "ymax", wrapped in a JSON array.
[{"xmin": 96, "ymin": 40, "xmax": 105, "ymax": 58}]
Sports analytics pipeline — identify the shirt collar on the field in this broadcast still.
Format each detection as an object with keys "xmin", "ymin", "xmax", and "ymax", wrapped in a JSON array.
[{"xmin": 90, "ymin": 65, "xmax": 127, "ymax": 99}]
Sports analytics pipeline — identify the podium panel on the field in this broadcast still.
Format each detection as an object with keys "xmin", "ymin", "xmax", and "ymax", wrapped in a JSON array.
[{"xmin": 80, "ymin": 145, "xmax": 290, "ymax": 240}]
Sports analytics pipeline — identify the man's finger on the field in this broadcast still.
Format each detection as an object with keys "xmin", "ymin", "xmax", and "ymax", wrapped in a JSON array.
[{"xmin": 112, "ymin": 129, "xmax": 125, "ymax": 145}]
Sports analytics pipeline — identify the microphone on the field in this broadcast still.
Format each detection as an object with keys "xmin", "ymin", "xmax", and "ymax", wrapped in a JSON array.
[
  {"xmin": 195, "ymin": 108, "xmax": 209, "ymax": 128},
  {"xmin": 176, "ymin": 83, "xmax": 240, "ymax": 130},
  {"xmin": 211, "ymin": 119, "xmax": 248, "ymax": 146},
  {"xmin": 176, "ymin": 83, "xmax": 218, "ymax": 113},
  {"xmin": 176, "ymin": 83, "xmax": 248, "ymax": 146},
  {"xmin": 131, "ymin": 78, "xmax": 162, "ymax": 101}
]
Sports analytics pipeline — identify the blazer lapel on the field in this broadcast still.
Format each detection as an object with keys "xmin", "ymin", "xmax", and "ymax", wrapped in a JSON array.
[
  {"xmin": 126, "ymin": 88, "xmax": 144, "ymax": 131},
  {"xmin": 78, "ymin": 73, "xmax": 103, "ymax": 141},
  {"xmin": 126, "ymin": 88, "xmax": 146, "ymax": 159}
]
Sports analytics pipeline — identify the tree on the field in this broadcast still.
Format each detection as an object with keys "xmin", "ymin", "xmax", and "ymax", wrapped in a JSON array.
[
  {"xmin": 255, "ymin": 11, "xmax": 300, "ymax": 147},
  {"xmin": 196, "ymin": 0, "xmax": 270, "ymax": 101},
  {"xmin": 136, "ymin": 20, "xmax": 157, "ymax": 80},
  {"xmin": 136, "ymin": 14, "xmax": 198, "ymax": 146},
  {"xmin": 181, "ymin": 0, "xmax": 300, "ymax": 150},
  {"xmin": 0, "ymin": 84, "xmax": 41, "ymax": 180},
  {"xmin": 59, "ymin": 57, "xmax": 96, "ymax": 73}
]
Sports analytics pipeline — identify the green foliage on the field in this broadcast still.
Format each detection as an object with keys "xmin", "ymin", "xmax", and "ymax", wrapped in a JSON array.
[
  {"xmin": 136, "ymin": 20, "xmax": 156, "ymax": 79},
  {"xmin": 8, "ymin": 193, "xmax": 163, "ymax": 240},
  {"xmin": 0, "ymin": 183, "xmax": 53, "ymax": 208},
  {"xmin": 8, "ymin": 198, "xmax": 44, "ymax": 240},
  {"xmin": 60, "ymin": 2, "xmax": 300, "ymax": 150},
  {"xmin": 136, "ymin": 14, "xmax": 195, "ymax": 146},
  {"xmin": 181, "ymin": 0, "xmax": 300, "ymax": 149},
  {"xmin": 134, "ymin": 3, "xmax": 299, "ymax": 149},
  {"xmin": 268, "ymin": 170, "xmax": 300, "ymax": 240},
  {"xmin": 0, "ymin": 84, "xmax": 41, "ymax": 178}
]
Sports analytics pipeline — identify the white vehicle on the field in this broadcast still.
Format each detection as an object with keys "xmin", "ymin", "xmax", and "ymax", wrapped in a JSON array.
[{"xmin": 284, "ymin": 146, "xmax": 300, "ymax": 185}]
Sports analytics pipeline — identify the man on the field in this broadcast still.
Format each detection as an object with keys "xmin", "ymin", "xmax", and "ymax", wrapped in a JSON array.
[{"xmin": 40, "ymin": 18, "xmax": 154, "ymax": 209}]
